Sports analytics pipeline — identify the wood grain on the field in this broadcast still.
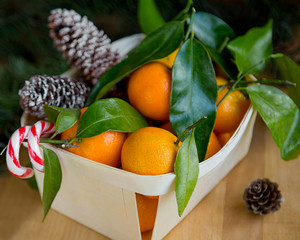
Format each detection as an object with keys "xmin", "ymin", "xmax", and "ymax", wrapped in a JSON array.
[{"xmin": 0, "ymin": 116, "xmax": 299, "ymax": 240}]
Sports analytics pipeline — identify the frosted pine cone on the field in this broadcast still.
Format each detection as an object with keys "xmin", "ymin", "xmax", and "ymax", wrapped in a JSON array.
[
  {"xmin": 243, "ymin": 178, "xmax": 283, "ymax": 216},
  {"xmin": 48, "ymin": 8, "xmax": 121, "ymax": 86},
  {"xmin": 19, "ymin": 75, "xmax": 90, "ymax": 118}
]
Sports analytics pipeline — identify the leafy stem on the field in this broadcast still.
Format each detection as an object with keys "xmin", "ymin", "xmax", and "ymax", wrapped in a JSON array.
[
  {"xmin": 175, "ymin": 116, "xmax": 207, "ymax": 146},
  {"xmin": 245, "ymin": 79, "xmax": 296, "ymax": 86},
  {"xmin": 218, "ymin": 79, "xmax": 296, "ymax": 90},
  {"xmin": 218, "ymin": 56, "xmax": 273, "ymax": 107},
  {"xmin": 217, "ymin": 36, "xmax": 230, "ymax": 53},
  {"xmin": 185, "ymin": 7, "xmax": 196, "ymax": 41},
  {"xmin": 174, "ymin": 0, "xmax": 193, "ymax": 22}
]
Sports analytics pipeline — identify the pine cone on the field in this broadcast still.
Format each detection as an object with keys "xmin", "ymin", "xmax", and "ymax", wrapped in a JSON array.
[
  {"xmin": 243, "ymin": 178, "xmax": 283, "ymax": 216},
  {"xmin": 48, "ymin": 8, "xmax": 121, "ymax": 86},
  {"xmin": 19, "ymin": 75, "xmax": 90, "ymax": 118}
]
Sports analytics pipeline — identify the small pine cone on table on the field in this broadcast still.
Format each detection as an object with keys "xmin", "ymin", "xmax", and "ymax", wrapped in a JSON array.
[
  {"xmin": 19, "ymin": 75, "xmax": 90, "ymax": 119},
  {"xmin": 243, "ymin": 178, "xmax": 284, "ymax": 216},
  {"xmin": 48, "ymin": 8, "xmax": 121, "ymax": 86}
]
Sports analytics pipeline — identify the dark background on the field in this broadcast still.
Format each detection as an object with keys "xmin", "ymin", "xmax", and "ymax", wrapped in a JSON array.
[{"xmin": 0, "ymin": 0, "xmax": 300, "ymax": 171}]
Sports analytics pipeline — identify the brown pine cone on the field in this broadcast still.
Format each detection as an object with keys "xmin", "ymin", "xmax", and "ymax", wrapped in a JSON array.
[
  {"xmin": 48, "ymin": 8, "xmax": 121, "ymax": 86},
  {"xmin": 19, "ymin": 75, "xmax": 90, "ymax": 118},
  {"xmin": 243, "ymin": 178, "xmax": 283, "ymax": 216}
]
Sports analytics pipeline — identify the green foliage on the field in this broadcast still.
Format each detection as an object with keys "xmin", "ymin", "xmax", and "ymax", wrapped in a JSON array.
[
  {"xmin": 175, "ymin": 129, "xmax": 199, "ymax": 217},
  {"xmin": 86, "ymin": 21, "xmax": 184, "ymax": 104},
  {"xmin": 138, "ymin": 0, "xmax": 165, "ymax": 34},
  {"xmin": 228, "ymin": 20, "xmax": 273, "ymax": 76},
  {"xmin": 42, "ymin": 147, "xmax": 62, "ymax": 220},
  {"xmin": 247, "ymin": 85, "xmax": 300, "ymax": 160},
  {"xmin": 273, "ymin": 54, "xmax": 300, "ymax": 109},
  {"xmin": 54, "ymin": 109, "xmax": 81, "ymax": 136},
  {"xmin": 170, "ymin": 38, "xmax": 217, "ymax": 162},
  {"xmin": 77, "ymin": 98, "xmax": 148, "ymax": 138},
  {"xmin": 193, "ymin": 12, "xmax": 237, "ymax": 79},
  {"xmin": 44, "ymin": 105, "xmax": 81, "ymax": 135}
]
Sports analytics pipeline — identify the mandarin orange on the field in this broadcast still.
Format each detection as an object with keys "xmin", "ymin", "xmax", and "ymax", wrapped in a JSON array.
[
  {"xmin": 127, "ymin": 62, "xmax": 172, "ymax": 121},
  {"xmin": 61, "ymin": 108, "xmax": 127, "ymax": 167},
  {"xmin": 214, "ymin": 77, "xmax": 250, "ymax": 133}
]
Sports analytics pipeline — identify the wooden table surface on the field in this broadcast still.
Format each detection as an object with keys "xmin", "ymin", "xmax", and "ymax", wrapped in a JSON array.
[{"xmin": 1, "ymin": 116, "xmax": 300, "ymax": 240}]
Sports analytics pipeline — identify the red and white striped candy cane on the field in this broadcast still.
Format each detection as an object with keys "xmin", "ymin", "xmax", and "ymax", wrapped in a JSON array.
[
  {"xmin": 6, "ymin": 126, "xmax": 34, "ymax": 179},
  {"xmin": 28, "ymin": 121, "xmax": 55, "ymax": 172}
]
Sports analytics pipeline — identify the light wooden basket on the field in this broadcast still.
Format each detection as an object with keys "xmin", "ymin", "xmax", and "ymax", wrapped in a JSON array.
[{"xmin": 21, "ymin": 34, "xmax": 257, "ymax": 240}]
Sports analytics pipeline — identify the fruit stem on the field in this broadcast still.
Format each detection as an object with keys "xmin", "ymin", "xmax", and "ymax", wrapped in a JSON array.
[
  {"xmin": 68, "ymin": 137, "xmax": 80, "ymax": 145},
  {"xmin": 243, "ymin": 79, "xmax": 296, "ymax": 86},
  {"xmin": 36, "ymin": 139, "xmax": 68, "ymax": 144},
  {"xmin": 217, "ymin": 56, "xmax": 272, "ymax": 108},
  {"xmin": 174, "ymin": 0, "xmax": 193, "ymax": 22},
  {"xmin": 49, "ymin": 132, "xmax": 59, "ymax": 140},
  {"xmin": 218, "ymin": 36, "xmax": 230, "ymax": 53},
  {"xmin": 175, "ymin": 116, "xmax": 207, "ymax": 146}
]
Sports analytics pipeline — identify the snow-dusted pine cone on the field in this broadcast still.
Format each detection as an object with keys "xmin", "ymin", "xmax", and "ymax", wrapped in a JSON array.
[
  {"xmin": 243, "ymin": 178, "xmax": 283, "ymax": 216},
  {"xmin": 48, "ymin": 8, "xmax": 121, "ymax": 86},
  {"xmin": 19, "ymin": 75, "xmax": 90, "ymax": 118}
]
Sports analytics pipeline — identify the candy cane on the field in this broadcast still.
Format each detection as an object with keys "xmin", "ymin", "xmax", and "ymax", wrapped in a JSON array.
[
  {"xmin": 28, "ymin": 121, "xmax": 56, "ymax": 172},
  {"xmin": 6, "ymin": 126, "xmax": 34, "ymax": 179}
]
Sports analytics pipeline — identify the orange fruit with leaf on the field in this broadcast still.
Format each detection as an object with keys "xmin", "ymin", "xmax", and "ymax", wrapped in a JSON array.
[
  {"xmin": 61, "ymin": 108, "xmax": 127, "ymax": 167},
  {"xmin": 214, "ymin": 76, "xmax": 250, "ymax": 133}
]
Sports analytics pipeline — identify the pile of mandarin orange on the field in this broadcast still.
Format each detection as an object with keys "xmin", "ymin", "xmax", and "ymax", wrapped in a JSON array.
[{"xmin": 60, "ymin": 50, "xmax": 250, "ymax": 232}]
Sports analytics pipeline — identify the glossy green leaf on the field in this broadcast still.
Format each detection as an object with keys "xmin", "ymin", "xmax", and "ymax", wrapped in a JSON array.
[
  {"xmin": 247, "ymin": 85, "xmax": 300, "ymax": 160},
  {"xmin": 138, "ymin": 0, "xmax": 165, "ymax": 35},
  {"xmin": 273, "ymin": 53, "xmax": 300, "ymax": 108},
  {"xmin": 55, "ymin": 108, "xmax": 81, "ymax": 134},
  {"xmin": 193, "ymin": 11, "xmax": 238, "ymax": 79},
  {"xmin": 194, "ymin": 111, "xmax": 216, "ymax": 161},
  {"xmin": 175, "ymin": 129, "xmax": 199, "ymax": 216},
  {"xmin": 228, "ymin": 19, "xmax": 273, "ymax": 75},
  {"xmin": 42, "ymin": 147, "xmax": 62, "ymax": 220},
  {"xmin": 193, "ymin": 12, "xmax": 235, "ymax": 50},
  {"xmin": 44, "ymin": 104, "xmax": 80, "ymax": 135},
  {"xmin": 76, "ymin": 98, "xmax": 148, "ymax": 138},
  {"xmin": 44, "ymin": 104, "xmax": 61, "ymax": 123},
  {"xmin": 86, "ymin": 21, "xmax": 184, "ymax": 105},
  {"xmin": 170, "ymin": 38, "xmax": 217, "ymax": 148}
]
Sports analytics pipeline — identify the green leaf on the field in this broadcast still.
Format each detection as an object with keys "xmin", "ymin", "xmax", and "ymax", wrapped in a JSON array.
[
  {"xmin": 193, "ymin": 12, "xmax": 235, "ymax": 50},
  {"xmin": 44, "ymin": 104, "xmax": 81, "ymax": 135},
  {"xmin": 228, "ymin": 19, "xmax": 273, "ymax": 75},
  {"xmin": 76, "ymin": 98, "xmax": 148, "ymax": 138},
  {"xmin": 138, "ymin": 0, "xmax": 165, "ymax": 35},
  {"xmin": 273, "ymin": 54, "xmax": 300, "ymax": 109},
  {"xmin": 175, "ymin": 129, "xmax": 199, "ymax": 216},
  {"xmin": 247, "ymin": 85, "xmax": 300, "ymax": 160},
  {"xmin": 194, "ymin": 111, "xmax": 216, "ymax": 161},
  {"xmin": 86, "ymin": 21, "xmax": 184, "ymax": 105},
  {"xmin": 42, "ymin": 147, "xmax": 62, "ymax": 220},
  {"xmin": 55, "ymin": 108, "xmax": 81, "ymax": 134},
  {"xmin": 44, "ymin": 104, "xmax": 61, "ymax": 123},
  {"xmin": 193, "ymin": 11, "xmax": 238, "ymax": 79},
  {"xmin": 170, "ymin": 38, "xmax": 217, "ymax": 147}
]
